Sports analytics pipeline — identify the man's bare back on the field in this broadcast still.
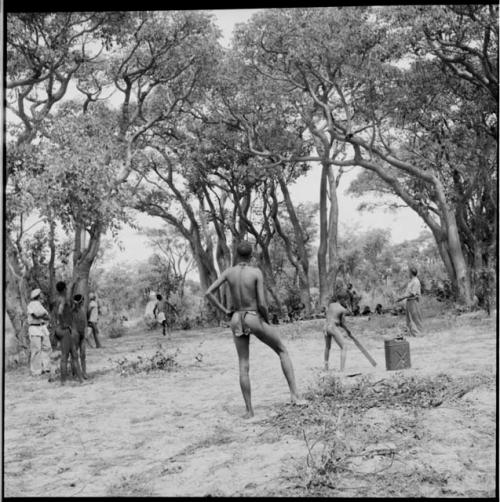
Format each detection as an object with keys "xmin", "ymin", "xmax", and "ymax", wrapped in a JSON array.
[
  {"xmin": 224, "ymin": 263, "xmax": 261, "ymax": 312},
  {"xmin": 204, "ymin": 241, "xmax": 305, "ymax": 418}
]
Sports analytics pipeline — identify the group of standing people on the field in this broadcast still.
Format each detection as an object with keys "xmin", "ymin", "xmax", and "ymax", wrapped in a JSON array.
[{"xmin": 26, "ymin": 285, "xmax": 102, "ymax": 378}]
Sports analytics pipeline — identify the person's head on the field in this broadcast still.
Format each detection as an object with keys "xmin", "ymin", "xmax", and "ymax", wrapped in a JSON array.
[
  {"xmin": 55, "ymin": 281, "xmax": 66, "ymax": 294},
  {"xmin": 89, "ymin": 292, "xmax": 96, "ymax": 300},
  {"xmin": 156, "ymin": 294, "xmax": 163, "ymax": 301},
  {"xmin": 30, "ymin": 288, "xmax": 42, "ymax": 301},
  {"xmin": 409, "ymin": 266, "xmax": 418, "ymax": 278},
  {"xmin": 236, "ymin": 240, "xmax": 253, "ymax": 262},
  {"xmin": 72, "ymin": 294, "xmax": 84, "ymax": 310}
]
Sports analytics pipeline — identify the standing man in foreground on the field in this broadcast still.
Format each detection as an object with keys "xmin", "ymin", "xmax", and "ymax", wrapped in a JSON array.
[
  {"xmin": 205, "ymin": 241, "xmax": 306, "ymax": 418},
  {"xmin": 27, "ymin": 289, "xmax": 52, "ymax": 376}
]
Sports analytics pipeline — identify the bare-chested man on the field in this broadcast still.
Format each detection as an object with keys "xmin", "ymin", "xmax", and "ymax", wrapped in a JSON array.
[
  {"xmin": 324, "ymin": 294, "xmax": 352, "ymax": 372},
  {"xmin": 205, "ymin": 241, "xmax": 306, "ymax": 418}
]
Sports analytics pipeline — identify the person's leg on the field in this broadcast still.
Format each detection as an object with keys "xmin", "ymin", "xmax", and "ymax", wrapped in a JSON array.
[
  {"xmin": 162, "ymin": 320, "xmax": 166, "ymax": 336},
  {"xmin": 90, "ymin": 322, "xmax": 102, "ymax": 348},
  {"xmin": 40, "ymin": 329, "xmax": 52, "ymax": 373},
  {"xmin": 233, "ymin": 333, "xmax": 253, "ymax": 418},
  {"xmin": 324, "ymin": 333, "xmax": 332, "ymax": 370},
  {"xmin": 407, "ymin": 300, "xmax": 423, "ymax": 336},
  {"xmin": 331, "ymin": 329, "xmax": 347, "ymax": 372},
  {"xmin": 69, "ymin": 328, "xmax": 84, "ymax": 383},
  {"xmin": 79, "ymin": 335, "xmax": 88, "ymax": 379},
  {"xmin": 59, "ymin": 329, "xmax": 70, "ymax": 384},
  {"xmin": 29, "ymin": 334, "xmax": 42, "ymax": 376},
  {"xmin": 405, "ymin": 303, "xmax": 415, "ymax": 336},
  {"xmin": 245, "ymin": 314, "xmax": 306, "ymax": 405}
]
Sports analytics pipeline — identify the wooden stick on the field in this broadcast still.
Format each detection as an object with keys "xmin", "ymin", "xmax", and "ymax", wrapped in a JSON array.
[{"xmin": 345, "ymin": 329, "xmax": 377, "ymax": 367}]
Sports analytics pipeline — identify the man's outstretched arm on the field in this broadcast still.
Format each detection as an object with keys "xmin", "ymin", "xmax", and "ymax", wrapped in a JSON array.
[{"xmin": 205, "ymin": 272, "xmax": 231, "ymax": 315}]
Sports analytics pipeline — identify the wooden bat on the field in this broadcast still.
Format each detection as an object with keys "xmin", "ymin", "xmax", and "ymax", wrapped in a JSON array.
[{"xmin": 344, "ymin": 328, "xmax": 377, "ymax": 367}]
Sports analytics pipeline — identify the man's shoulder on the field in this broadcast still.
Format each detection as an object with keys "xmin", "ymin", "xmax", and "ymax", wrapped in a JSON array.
[{"xmin": 226, "ymin": 265, "xmax": 261, "ymax": 275}]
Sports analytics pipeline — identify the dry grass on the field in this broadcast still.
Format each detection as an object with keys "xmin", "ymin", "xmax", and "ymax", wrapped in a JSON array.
[{"xmin": 263, "ymin": 370, "xmax": 495, "ymax": 497}]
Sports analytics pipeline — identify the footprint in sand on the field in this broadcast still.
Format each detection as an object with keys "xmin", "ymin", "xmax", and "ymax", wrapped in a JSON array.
[{"xmin": 161, "ymin": 463, "xmax": 184, "ymax": 475}]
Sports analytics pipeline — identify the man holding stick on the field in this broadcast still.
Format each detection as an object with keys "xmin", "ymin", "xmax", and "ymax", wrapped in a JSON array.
[
  {"xmin": 397, "ymin": 266, "xmax": 424, "ymax": 337},
  {"xmin": 205, "ymin": 241, "xmax": 306, "ymax": 419},
  {"xmin": 324, "ymin": 293, "xmax": 377, "ymax": 371}
]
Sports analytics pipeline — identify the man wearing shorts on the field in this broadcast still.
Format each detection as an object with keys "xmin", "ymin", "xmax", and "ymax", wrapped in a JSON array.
[{"xmin": 205, "ymin": 240, "xmax": 306, "ymax": 418}]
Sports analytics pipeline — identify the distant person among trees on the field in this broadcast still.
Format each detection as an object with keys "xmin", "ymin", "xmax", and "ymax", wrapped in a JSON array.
[
  {"xmin": 27, "ymin": 288, "xmax": 52, "ymax": 376},
  {"xmin": 204, "ymin": 240, "xmax": 306, "ymax": 419},
  {"xmin": 154, "ymin": 293, "xmax": 178, "ymax": 338},
  {"xmin": 144, "ymin": 291, "xmax": 158, "ymax": 330},
  {"xmin": 87, "ymin": 292, "xmax": 102, "ymax": 348},
  {"xmin": 324, "ymin": 293, "xmax": 352, "ymax": 372},
  {"xmin": 397, "ymin": 266, "xmax": 424, "ymax": 337}
]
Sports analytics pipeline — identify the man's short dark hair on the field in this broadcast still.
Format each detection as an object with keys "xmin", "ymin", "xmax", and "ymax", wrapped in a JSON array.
[
  {"xmin": 410, "ymin": 266, "xmax": 418, "ymax": 276},
  {"xmin": 56, "ymin": 281, "xmax": 66, "ymax": 293},
  {"xmin": 236, "ymin": 241, "xmax": 253, "ymax": 258},
  {"xmin": 156, "ymin": 294, "xmax": 163, "ymax": 300},
  {"xmin": 73, "ymin": 294, "xmax": 83, "ymax": 304}
]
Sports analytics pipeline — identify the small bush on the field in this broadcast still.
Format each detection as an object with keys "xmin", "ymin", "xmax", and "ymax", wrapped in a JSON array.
[
  {"xmin": 114, "ymin": 348, "xmax": 179, "ymax": 376},
  {"xmin": 104, "ymin": 314, "xmax": 127, "ymax": 339}
]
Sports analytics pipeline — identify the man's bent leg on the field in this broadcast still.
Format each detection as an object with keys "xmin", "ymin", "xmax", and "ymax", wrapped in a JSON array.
[
  {"xmin": 233, "ymin": 333, "xmax": 253, "ymax": 418},
  {"xmin": 246, "ymin": 316, "xmax": 305, "ymax": 405}
]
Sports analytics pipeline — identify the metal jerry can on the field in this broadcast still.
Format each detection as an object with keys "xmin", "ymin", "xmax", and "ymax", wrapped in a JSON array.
[{"xmin": 384, "ymin": 338, "xmax": 411, "ymax": 371}]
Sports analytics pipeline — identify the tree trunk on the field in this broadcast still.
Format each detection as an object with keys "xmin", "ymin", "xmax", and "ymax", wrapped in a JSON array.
[
  {"xmin": 277, "ymin": 174, "xmax": 312, "ymax": 315},
  {"xmin": 326, "ymin": 165, "xmax": 339, "ymax": 300},
  {"xmin": 216, "ymin": 234, "xmax": 232, "ymax": 309},
  {"xmin": 445, "ymin": 211, "xmax": 473, "ymax": 305},
  {"xmin": 257, "ymin": 246, "xmax": 283, "ymax": 313},
  {"xmin": 5, "ymin": 235, "xmax": 29, "ymax": 352},
  {"xmin": 432, "ymin": 177, "xmax": 473, "ymax": 305},
  {"xmin": 72, "ymin": 223, "xmax": 101, "ymax": 315},
  {"xmin": 317, "ymin": 162, "xmax": 330, "ymax": 307}
]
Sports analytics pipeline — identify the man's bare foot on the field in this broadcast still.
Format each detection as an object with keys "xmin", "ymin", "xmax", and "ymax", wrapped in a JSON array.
[
  {"xmin": 291, "ymin": 396, "xmax": 307, "ymax": 406},
  {"xmin": 242, "ymin": 410, "xmax": 254, "ymax": 419},
  {"xmin": 324, "ymin": 363, "xmax": 329, "ymax": 371}
]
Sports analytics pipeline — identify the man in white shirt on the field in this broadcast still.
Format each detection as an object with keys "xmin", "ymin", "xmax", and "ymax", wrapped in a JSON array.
[
  {"xmin": 398, "ymin": 266, "xmax": 424, "ymax": 336},
  {"xmin": 27, "ymin": 288, "xmax": 52, "ymax": 376}
]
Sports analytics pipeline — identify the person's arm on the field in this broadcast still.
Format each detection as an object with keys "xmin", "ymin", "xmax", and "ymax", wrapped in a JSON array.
[
  {"xmin": 167, "ymin": 302, "xmax": 178, "ymax": 314},
  {"xmin": 255, "ymin": 270, "xmax": 269, "ymax": 323},
  {"xmin": 204, "ymin": 272, "xmax": 231, "ymax": 315}
]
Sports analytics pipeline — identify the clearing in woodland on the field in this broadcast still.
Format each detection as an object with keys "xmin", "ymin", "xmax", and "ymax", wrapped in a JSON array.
[{"xmin": 3, "ymin": 305, "xmax": 497, "ymax": 497}]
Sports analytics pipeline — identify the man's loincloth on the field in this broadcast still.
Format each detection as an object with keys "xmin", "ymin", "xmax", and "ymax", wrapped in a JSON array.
[{"xmin": 230, "ymin": 310, "xmax": 260, "ymax": 337}]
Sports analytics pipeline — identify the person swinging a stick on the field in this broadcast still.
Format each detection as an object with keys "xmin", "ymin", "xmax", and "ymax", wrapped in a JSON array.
[
  {"xmin": 205, "ymin": 241, "xmax": 306, "ymax": 419},
  {"xmin": 324, "ymin": 293, "xmax": 377, "ymax": 371}
]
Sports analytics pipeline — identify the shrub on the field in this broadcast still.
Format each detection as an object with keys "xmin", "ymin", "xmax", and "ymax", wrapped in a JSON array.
[{"xmin": 114, "ymin": 347, "xmax": 179, "ymax": 376}]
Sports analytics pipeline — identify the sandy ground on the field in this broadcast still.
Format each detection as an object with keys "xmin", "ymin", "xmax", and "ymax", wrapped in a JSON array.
[{"xmin": 3, "ymin": 309, "xmax": 497, "ymax": 497}]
